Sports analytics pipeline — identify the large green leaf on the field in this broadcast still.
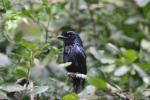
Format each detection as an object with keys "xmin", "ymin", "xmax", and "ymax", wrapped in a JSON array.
[
  {"xmin": 0, "ymin": 84, "xmax": 25, "ymax": 92},
  {"xmin": 0, "ymin": 91, "xmax": 8, "ymax": 99}
]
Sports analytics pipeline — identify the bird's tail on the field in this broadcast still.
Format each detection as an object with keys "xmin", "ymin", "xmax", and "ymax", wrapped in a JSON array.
[{"xmin": 72, "ymin": 78, "xmax": 85, "ymax": 93}]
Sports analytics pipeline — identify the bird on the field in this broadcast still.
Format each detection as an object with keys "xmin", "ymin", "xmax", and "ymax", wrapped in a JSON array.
[{"xmin": 58, "ymin": 30, "xmax": 87, "ymax": 93}]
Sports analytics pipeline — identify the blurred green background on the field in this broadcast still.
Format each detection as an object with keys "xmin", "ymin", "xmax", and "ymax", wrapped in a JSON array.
[{"xmin": 0, "ymin": 0, "xmax": 150, "ymax": 99}]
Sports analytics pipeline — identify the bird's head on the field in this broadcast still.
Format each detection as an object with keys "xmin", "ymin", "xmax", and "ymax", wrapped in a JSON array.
[{"xmin": 58, "ymin": 30, "xmax": 81, "ymax": 45}]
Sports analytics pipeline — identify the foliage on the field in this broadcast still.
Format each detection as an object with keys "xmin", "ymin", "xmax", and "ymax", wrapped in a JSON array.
[{"xmin": 0, "ymin": 0, "xmax": 150, "ymax": 99}]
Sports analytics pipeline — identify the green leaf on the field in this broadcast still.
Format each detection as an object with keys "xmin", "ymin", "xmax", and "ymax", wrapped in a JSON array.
[
  {"xmin": 143, "ymin": 2, "xmax": 150, "ymax": 20},
  {"xmin": 101, "ymin": 64, "xmax": 116, "ymax": 73},
  {"xmin": 11, "ymin": 52, "xmax": 30, "ymax": 60},
  {"xmin": 141, "ymin": 39, "xmax": 150, "ymax": 52},
  {"xmin": 59, "ymin": 62, "xmax": 72, "ymax": 68},
  {"xmin": 89, "ymin": 47, "xmax": 115, "ymax": 64},
  {"xmin": 34, "ymin": 43, "xmax": 49, "ymax": 56},
  {"xmin": 2, "ymin": 0, "xmax": 11, "ymax": 9},
  {"xmin": 114, "ymin": 65, "xmax": 130, "ymax": 76},
  {"xmin": 88, "ymin": 77, "xmax": 107, "ymax": 91},
  {"xmin": 131, "ymin": 64, "xmax": 149, "ymax": 90},
  {"xmin": 122, "ymin": 49, "xmax": 138, "ymax": 63},
  {"xmin": 138, "ymin": 63, "xmax": 150, "ymax": 72},
  {"xmin": 29, "ymin": 86, "xmax": 49, "ymax": 95},
  {"xmin": 28, "ymin": 26, "xmax": 41, "ymax": 35},
  {"xmin": 42, "ymin": 46, "xmax": 59, "ymax": 65},
  {"xmin": 0, "ymin": 91, "xmax": 8, "ymax": 99},
  {"xmin": 132, "ymin": 64, "xmax": 149, "ymax": 84},
  {"xmin": 0, "ymin": 67, "xmax": 8, "ymax": 76},
  {"xmin": 14, "ymin": 66, "xmax": 28, "ymax": 77},
  {"xmin": 19, "ymin": 39, "xmax": 34, "ymax": 51},
  {"xmin": 63, "ymin": 92, "xmax": 78, "ymax": 100},
  {"xmin": 115, "ymin": 57, "xmax": 126, "ymax": 65},
  {"xmin": 15, "ymin": 32, "xmax": 22, "ymax": 42},
  {"xmin": 0, "ymin": 84, "xmax": 25, "ymax": 92}
]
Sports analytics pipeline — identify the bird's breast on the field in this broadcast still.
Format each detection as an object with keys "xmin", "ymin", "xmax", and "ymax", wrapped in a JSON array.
[{"xmin": 64, "ymin": 45, "xmax": 75, "ymax": 56}]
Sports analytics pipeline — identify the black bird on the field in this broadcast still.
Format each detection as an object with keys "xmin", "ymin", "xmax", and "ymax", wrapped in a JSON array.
[{"xmin": 58, "ymin": 30, "xmax": 87, "ymax": 93}]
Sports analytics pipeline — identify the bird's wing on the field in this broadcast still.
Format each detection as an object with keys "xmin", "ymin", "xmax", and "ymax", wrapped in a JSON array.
[
  {"xmin": 75, "ymin": 46, "xmax": 86, "ymax": 59},
  {"xmin": 74, "ymin": 46, "xmax": 87, "ymax": 74},
  {"xmin": 63, "ymin": 45, "xmax": 87, "ymax": 74}
]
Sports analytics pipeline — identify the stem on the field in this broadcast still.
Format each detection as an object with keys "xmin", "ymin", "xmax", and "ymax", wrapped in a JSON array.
[
  {"xmin": 43, "ymin": 0, "xmax": 51, "ymax": 43},
  {"xmin": 45, "ymin": 14, "xmax": 51, "ymax": 43},
  {"xmin": 28, "ymin": 13, "xmax": 51, "ymax": 42},
  {"xmin": 86, "ymin": 1, "xmax": 97, "ymax": 36},
  {"xmin": 25, "ymin": 2, "xmax": 51, "ymax": 42},
  {"xmin": 27, "ymin": 51, "xmax": 34, "ymax": 80},
  {"xmin": 2, "ymin": 0, "xmax": 6, "ymax": 9}
]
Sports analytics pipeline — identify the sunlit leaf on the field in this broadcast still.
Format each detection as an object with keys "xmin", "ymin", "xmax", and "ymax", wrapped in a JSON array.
[
  {"xmin": 122, "ymin": 49, "xmax": 138, "ymax": 63},
  {"xmin": 63, "ymin": 92, "xmax": 78, "ymax": 100},
  {"xmin": 19, "ymin": 39, "xmax": 34, "ymax": 51},
  {"xmin": 88, "ymin": 77, "xmax": 107, "ymax": 91},
  {"xmin": 28, "ymin": 26, "xmax": 41, "ymax": 35}
]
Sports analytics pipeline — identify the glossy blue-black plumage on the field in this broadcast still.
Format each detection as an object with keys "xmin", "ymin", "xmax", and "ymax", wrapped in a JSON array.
[
  {"xmin": 60, "ymin": 30, "xmax": 87, "ymax": 93},
  {"xmin": 64, "ymin": 43, "xmax": 86, "ymax": 74}
]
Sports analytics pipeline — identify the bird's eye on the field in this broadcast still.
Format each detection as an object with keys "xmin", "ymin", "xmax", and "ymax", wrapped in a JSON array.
[{"xmin": 68, "ymin": 34, "xmax": 72, "ymax": 37}]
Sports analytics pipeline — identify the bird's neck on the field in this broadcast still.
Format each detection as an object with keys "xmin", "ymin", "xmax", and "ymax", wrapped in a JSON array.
[
  {"xmin": 74, "ymin": 37, "xmax": 83, "ymax": 46},
  {"xmin": 64, "ymin": 37, "xmax": 83, "ymax": 46}
]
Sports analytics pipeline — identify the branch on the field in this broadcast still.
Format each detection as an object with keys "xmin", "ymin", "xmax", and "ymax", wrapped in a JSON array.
[
  {"xmin": 45, "ymin": 13, "xmax": 51, "ymax": 42},
  {"xmin": 106, "ymin": 84, "xmax": 131, "ymax": 100},
  {"xmin": 67, "ymin": 72, "xmax": 131, "ymax": 99},
  {"xmin": 67, "ymin": 72, "xmax": 87, "ymax": 79}
]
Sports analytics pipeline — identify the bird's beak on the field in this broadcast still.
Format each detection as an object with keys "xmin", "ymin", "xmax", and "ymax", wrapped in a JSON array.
[{"xmin": 57, "ymin": 35, "xmax": 67, "ymax": 40}]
